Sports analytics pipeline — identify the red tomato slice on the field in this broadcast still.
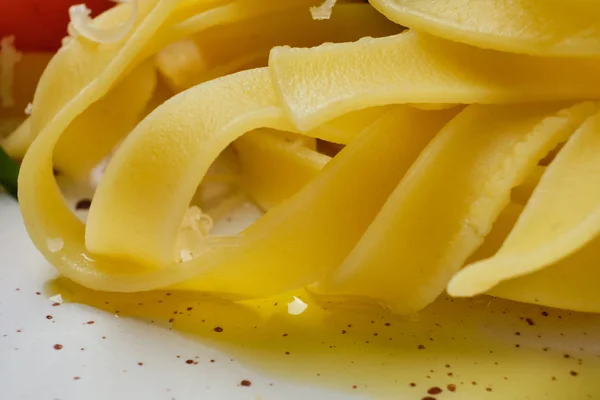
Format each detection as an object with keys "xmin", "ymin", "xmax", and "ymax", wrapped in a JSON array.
[{"xmin": 0, "ymin": 0, "xmax": 114, "ymax": 52}]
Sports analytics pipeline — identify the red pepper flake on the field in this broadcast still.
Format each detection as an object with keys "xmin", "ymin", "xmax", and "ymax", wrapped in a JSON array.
[
  {"xmin": 526, "ymin": 318, "xmax": 535, "ymax": 326},
  {"xmin": 102, "ymin": 336, "xmax": 106, "ymax": 339},
  {"xmin": 341, "ymin": 330, "xmax": 346, "ymax": 334},
  {"xmin": 214, "ymin": 327, "xmax": 223, "ymax": 333},
  {"xmin": 240, "ymin": 380, "xmax": 251, "ymax": 387},
  {"xmin": 186, "ymin": 359, "xmax": 194, "ymax": 364},
  {"xmin": 75, "ymin": 199, "xmax": 92, "ymax": 210},
  {"xmin": 86, "ymin": 321, "xmax": 95, "ymax": 325},
  {"xmin": 46, "ymin": 315, "xmax": 53, "ymax": 320},
  {"xmin": 385, "ymin": 323, "xmax": 391, "ymax": 327},
  {"xmin": 486, "ymin": 387, "xmax": 493, "ymax": 392},
  {"xmin": 352, "ymin": 385, "xmax": 358, "ymax": 389},
  {"xmin": 282, "ymin": 333, "xmax": 288, "ymax": 337},
  {"xmin": 551, "ymin": 376, "xmax": 557, "ymax": 381},
  {"xmin": 52, "ymin": 303, "xmax": 61, "ymax": 307},
  {"xmin": 285, "ymin": 351, "xmax": 290, "ymax": 355},
  {"xmin": 73, "ymin": 376, "xmax": 81, "ymax": 380},
  {"xmin": 428, "ymin": 387, "xmax": 442, "ymax": 395},
  {"xmin": 166, "ymin": 293, "xmax": 172, "ymax": 296},
  {"xmin": 186, "ymin": 307, "xmax": 193, "ymax": 311},
  {"xmin": 168, "ymin": 318, "xmax": 174, "ymax": 323},
  {"xmin": 570, "ymin": 371, "xmax": 579, "ymax": 376},
  {"xmin": 16, "ymin": 330, "xmax": 22, "ymax": 333},
  {"xmin": 447, "ymin": 384, "xmax": 456, "ymax": 392},
  {"xmin": 210, "ymin": 359, "xmax": 215, "ymax": 363},
  {"xmin": 138, "ymin": 362, "xmax": 144, "ymax": 366},
  {"xmin": 447, "ymin": 372, "xmax": 454, "ymax": 377},
  {"xmin": 542, "ymin": 311, "xmax": 549, "ymax": 317},
  {"xmin": 36, "ymin": 292, "xmax": 41, "ymax": 295},
  {"xmin": 53, "ymin": 344, "xmax": 63, "ymax": 350},
  {"xmin": 409, "ymin": 383, "xmax": 416, "ymax": 387},
  {"xmin": 418, "ymin": 344, "xmax": 426, "ymax": 350},
  {"xmin": 471, "ymin": 381, "xmax": 477, "ymax": 385}
]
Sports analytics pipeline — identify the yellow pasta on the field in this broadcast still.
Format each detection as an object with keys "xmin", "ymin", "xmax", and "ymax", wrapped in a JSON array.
[
  {"xmin": 5, "ymin": 0, "xmax": 600, "ymax": 320},
  {"xmin": 312, "ymin": 103, "xmax": 594, "ymax": 313},
  {"xmin": 370, "ymin": 0, "xmax": 600, "ymax": 57}
]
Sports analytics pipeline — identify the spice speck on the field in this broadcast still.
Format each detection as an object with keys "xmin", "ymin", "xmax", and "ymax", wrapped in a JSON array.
[{"xmin": 428, "ymin": 387, "xmax": 442, "ymax": 395}]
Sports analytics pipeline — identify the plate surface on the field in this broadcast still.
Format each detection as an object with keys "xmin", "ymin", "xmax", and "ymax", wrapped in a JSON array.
[
  {"xmin": 0, "ymin": 196, "xmax": 354, "ymax": 400},
  {"xmin": 2, "ymin": 194, "xmax": 600, "ymax": 400}
]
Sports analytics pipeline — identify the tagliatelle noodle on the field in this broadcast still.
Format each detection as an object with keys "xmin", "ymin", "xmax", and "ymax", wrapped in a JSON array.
[
  {"xmin": 311, "ymin": 102, "xmax": 596, "ymax": 313},
  {"xmin": 449, "ymin": 109, "xmax": 600, "ymax": 312},
  {"xmin": 156, "ymin": 3, "xmax": 400, "ymax": 93},
  {"xmin": 4, "ymin": 0, "xmax": 323, "ymax": 159},
  {"xmin": 21, "ymin": 69, "xmax": 448, "ymax": 297},
  {"xmin": 55, "ymin": 60, "xmax": 156, "ymax": 181},
  {"xmin": 234, "ymin": 129, "xmax": 330, "ymax": 211},
  {"xmin": 369, "ymin": 0, "xmax": 600, "ymax": 57},
  {"xmin": 13, "ymin": 0, "xmax": 600, "ymax": 315},
  {"xmin": 269, "ymin": 31, "xmax": 600, "ymax": 131},
  {"xmin": 3, "ymin": 0, "xmax": 176, "ymax": 159}
]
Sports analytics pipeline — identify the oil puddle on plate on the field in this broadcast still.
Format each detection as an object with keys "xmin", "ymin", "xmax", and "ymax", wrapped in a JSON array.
[{"xmin": 48, "ymin": 277, "xmax": 600, "ymax": 400}]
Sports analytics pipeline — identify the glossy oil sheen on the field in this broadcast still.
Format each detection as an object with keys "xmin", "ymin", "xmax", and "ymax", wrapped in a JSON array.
[{"xmin": 49, "ymin": 278, "xmax": 600, "ymax": 399}]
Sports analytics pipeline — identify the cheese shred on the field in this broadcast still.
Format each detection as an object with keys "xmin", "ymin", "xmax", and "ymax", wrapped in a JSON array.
[
  {"xmin": 68, "ymin": 0, "xmax": 138, "ymax": 44},
  {"xmin": 310, "ymin": 0, "xmax": 338, "ymax": 20}
]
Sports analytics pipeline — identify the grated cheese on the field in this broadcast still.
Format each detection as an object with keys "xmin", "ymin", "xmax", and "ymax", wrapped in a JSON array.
[
  {"xmin": 68, "ymin": 0, "xmax": 138, "ymax": 44},
  {"xmin": 310, "ymin": 0, "xmax": 337, "ymax": 20},
  {"xmin": 49, "ymin": 294, "xmax": 64, "ymax": 304},
  {"xmin": 0, "ymin": 36, "xmax": 22, "ymax": 108},
  {"xmin": 47, "ymin": 237, "xmax": 65, "ymax": 253},
  {"xmin": 287, "ymin": 296, "xmax": 308, "ymax": 315}
]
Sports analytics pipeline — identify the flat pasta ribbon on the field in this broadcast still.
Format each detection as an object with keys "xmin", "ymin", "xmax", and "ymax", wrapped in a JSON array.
[
  {"xmin": 370, "ymin": 0, "xmax": 600, "ymax": 57},
  {"xmin": 312, "ymin": 102, "xmax": 595, "ymax": 313}
]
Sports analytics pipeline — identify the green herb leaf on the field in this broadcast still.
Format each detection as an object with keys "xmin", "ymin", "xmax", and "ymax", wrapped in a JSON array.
[{"xmin": 0, "ymin": 147, "xmax": 19, "ymax": 199}]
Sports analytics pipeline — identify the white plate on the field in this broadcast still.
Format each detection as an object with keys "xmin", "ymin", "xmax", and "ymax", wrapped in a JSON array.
[
  {"xmin": 2, "ymin": 193, "xmax": 600, "ymax": 400},
  {"xmin": 0, "ymin": 196, "xmax": 353, "ymax": 400}
]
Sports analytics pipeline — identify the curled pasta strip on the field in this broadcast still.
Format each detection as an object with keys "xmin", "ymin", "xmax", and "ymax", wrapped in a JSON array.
[
  {"xmin": 4, "ymin": 0, "xmax": 323, "ymax": 159},
  {"xmin": 269, "ymin": 31, "xmax": 600, "ymax": 131},
  {"xmin": 156, "ymin": 2, "xmax": 400, "ymax": 93},
  {"xmin": 449, "ymin": 108, "xmax": 600, "ymax": 312},
  {"xmin": 234, "ymin": 129, "xmax": 330, "ymax": 211},
  {"xmin": 370, "ymin": 0, "xmax": 600, "ymax": 57},
  {"xmin": 3, "ymin": 0, "xmax": 176, "ymax": 158},
  {"xmin": 311, "ymin": 102, "xmax": 596, "ymax": 313},
  {"xmin": 15, "ymin": 0, "xmax": 600, "ymax": 316},
  {"xmin": 21, "ymin": 65, "xmax": 443, "ymax": 297}
]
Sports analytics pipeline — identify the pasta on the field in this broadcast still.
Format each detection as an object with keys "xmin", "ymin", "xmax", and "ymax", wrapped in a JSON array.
[{"xmin": 5, "ymin": 0, "xmax": 600, "ymax": 315}]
